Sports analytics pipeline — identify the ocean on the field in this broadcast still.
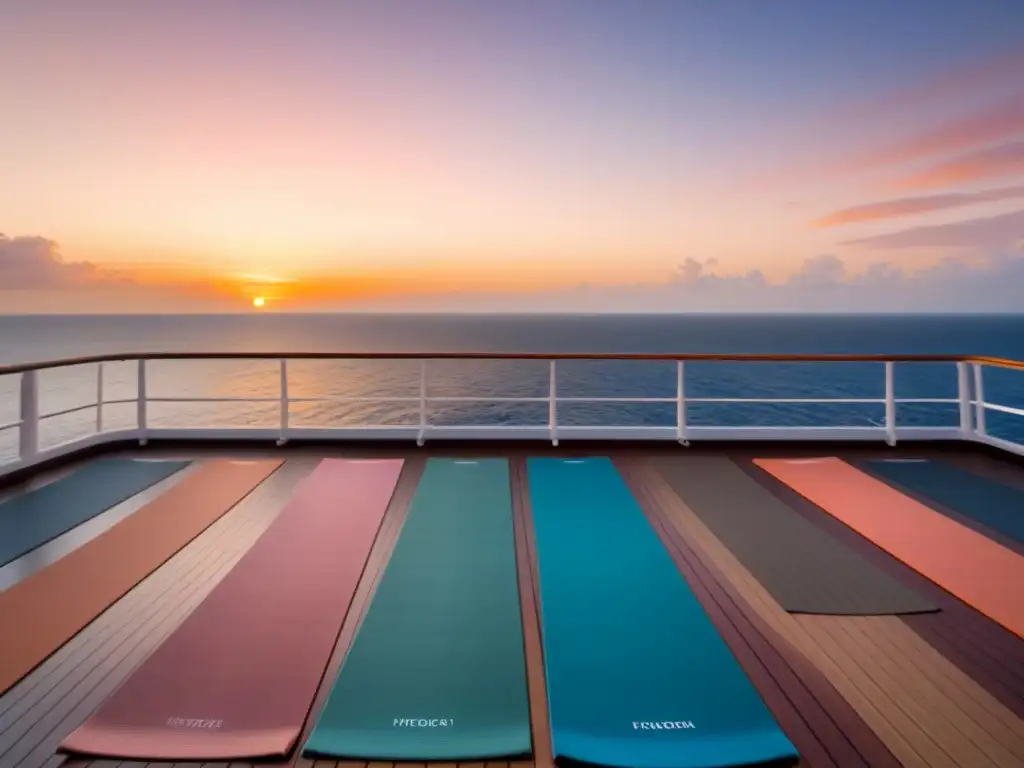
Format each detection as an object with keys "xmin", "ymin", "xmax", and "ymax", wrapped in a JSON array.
[{"xmin": 2, "ymin": 313, "xmax": 1023, "ymax": 463}]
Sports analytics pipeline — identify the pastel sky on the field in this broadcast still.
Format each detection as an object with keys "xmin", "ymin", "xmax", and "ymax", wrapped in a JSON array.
[{"xmin": 2, "ymin": 0, "xmax": 1023, "ymax": 313}]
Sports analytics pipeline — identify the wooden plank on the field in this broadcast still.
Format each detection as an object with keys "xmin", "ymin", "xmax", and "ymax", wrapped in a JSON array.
[
  {"xmin": 275, "ymin": 459, "xmax": 426, "ymax": 768},
  {"xmin": 739, "ymin": 457, "xmax": 1024, "ymax": 716},
  {"xmin": 0, "ymin": 460, "xmax": 319, "ymax": 768},
  {"xmin": 839, "ymin": 617, "xmax": 1024, "ymax": 764},
  {"xmin": 624, "ymin": 464, "xmax": 878, "ymax": 767},
  {"xmin": 20, "ymin": 445, "xmax": 1024, "ymax": 768},
  {"xmin": 749, "ymin": 455, "xmax": 1024, "ymax": 666},
  {"xmin": 507, "ymin": 460, "xmax": 554, "ymax": 768},
  {"xmin": 901, "ymin": 612, "xmax": 1024, "ymax": 719},
  {"xmin": 634, "ymin": 460, "xmax": 1024, "ymax": 768},
  {"xmin": 617, "ymin": 460, "xmax": 890, "ymax": 768},
  {"xmin": 0, "ymin": 462, "xmax": 198, "ymax": 592},
  {"xmin": 622, "ymin": 461, "xmax": 920, "ymax": 768},
  {"xmin": 0, "ymin": 459, "xmax": 285, "ymax": 698},
  {"xmin": 73, "ymin": 456, "xmax": 426, "ymax": 768},
  {"xmin": 42, "ymin": 456, "xmax": 522, "ymax": 768}
]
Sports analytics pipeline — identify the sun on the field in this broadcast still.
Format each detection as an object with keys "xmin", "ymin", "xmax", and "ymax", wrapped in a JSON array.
[{"xmin": 252, "ymin": 296, "xmax": 266, "ymax": 308}]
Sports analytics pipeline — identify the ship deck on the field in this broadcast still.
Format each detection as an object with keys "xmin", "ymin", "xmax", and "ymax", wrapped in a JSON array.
[{"xmin": 1, "ymin": 442, "xmax": 1024, "ymax": 768}]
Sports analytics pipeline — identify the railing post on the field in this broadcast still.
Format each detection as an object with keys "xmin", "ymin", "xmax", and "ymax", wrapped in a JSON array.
[
  {"xmin": 973, "ymin": 363, "xmax": 987, "ymax": 437},
  {"xmin": 676, "ymin": 360, "xmax": 689, "ymax": 446},
  {"xmin": 137, "ymin": 359, "xmax": 148, "ymax": 446},
  {"xmin": 957, "ymin": 361, "xmax": 973, "ymax": 438},
  {"xmin": 884, "ymin": 361, "xmax": 897, "ymax": 446},
  {"xmin": 417, "ymin": 360, "xmax": 427, "ymax": 447},
  {"xmin": 96, "ymin": 362, "xmax": 104, "ymax": 433},
  {"xmin": 277, "ymin": 358, "xmax": 289, "ymax": 446},
  {"xmin": 549, "ymin": 360, "xmax": 558, "ymax": 446},
  {"xmin": 19, "ymin": 369, "xmax": 39, "ymax": 461}
]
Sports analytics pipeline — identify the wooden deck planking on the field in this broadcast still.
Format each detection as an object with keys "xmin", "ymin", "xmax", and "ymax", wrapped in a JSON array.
[
  {"xmin": 618, "ymin": 461, "xmax": 893, "ymax": 768},
  {"xmin": 0, "ymin": 463, "xmax": 200, "ymax": 593},
  {"xmin": 221, "ymin": 457, "xmax": 428, "ymax": 768},
  {"xmin": 629, "ymin": 463, "xmax": 940, "ymax": 767},
  {"xmin": 56, "ymin": 457, "xmax": 427, "ymax": 768},
  {"xmin": 629, "ymin": 460, "xmax": 1024, "ymax": 768},
  {"xmin": 824, "ymin": 616, "xmax": 1024, "ymax": 763},
  {"xmin": 804, "ymin": 615, "xmax": 1023, "ymax": 767},
  {"xmin": 5, "ymin": 445, "xmax": 1024, "ymax": 768},
  {"xmin": 280, "ymin": 458, "xmax": 543, "ymax": 768},
  {"xmin": 507, "ymin": 461, "xmax": 553, "ymax": 768},
  {"xmin": 0, "ymin": 459, "xmax": 319, "ymax": 768},
  {"xmin": 43, "ymin": 458, "xmax": 537, "ymax": 768},
  {"xmin": 739, "ymin": 456, "xmax": 1024, "ymax": 717}
]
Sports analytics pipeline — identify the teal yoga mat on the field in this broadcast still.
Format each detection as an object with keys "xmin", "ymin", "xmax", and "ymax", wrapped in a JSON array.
[
  {"xmin": 863, "ymin": 459, "xmax": 1024, "ymax": 544},
  {"xmin": 303, "ymin": 458, "xmax": 531, "ymax": 761},
  {"xmin": 0, "ymin": 458, "xmax": 190, "ymax": 567},
  {"xmin": 527, "ymin": 457, "xmax": 798, "ymax": 768}
]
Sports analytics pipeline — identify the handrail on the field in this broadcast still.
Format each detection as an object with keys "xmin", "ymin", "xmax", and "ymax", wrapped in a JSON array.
[
  {"xmin": 1, "ymin": 351, "xmax": 1023, "ymax": 375},
  {"xmin": 1, "ymin": 353, "xmax": 1022, "ymax": 479}
]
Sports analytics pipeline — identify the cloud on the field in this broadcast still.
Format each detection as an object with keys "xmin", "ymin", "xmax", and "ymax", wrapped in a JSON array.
[
  {"xmin": 840, "ymin": 208, "xmax": 1024, "ymax": 250},
  {"xmin": 856, "ymin": 97, "xmax": 1024, "ymax": 169},
  {"xmin": 841, "ymin": 46, "xmax": 1024, "ymax": 122},
  {"xmin": 4, "ymin": 231, "xmax": 1023, "ymax": 315},
  {"xmin": 0, "ymin": 234, "xmax": 129, "ymax": 289},
  {"xmin": 888, "ymin": 140, "xmax": 1024, "ymax": 190},
  {"xmin": 389, "ymin": 250, "xmax": 1024, "ymax": 313},
  {"xmin": 812, "ymin": 186, "xmax": 1024, "ymax": 227}
]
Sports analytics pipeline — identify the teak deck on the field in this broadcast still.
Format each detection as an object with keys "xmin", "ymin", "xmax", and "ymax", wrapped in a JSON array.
[{"xmin": 1, "ymin": 443, "xmax": 1023, "ymax": 768}]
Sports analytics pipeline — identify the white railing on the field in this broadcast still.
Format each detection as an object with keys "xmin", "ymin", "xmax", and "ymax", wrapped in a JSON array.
[{"xmin": 1, "ymin": 352, "xmax": 1023, "ymax": 478}]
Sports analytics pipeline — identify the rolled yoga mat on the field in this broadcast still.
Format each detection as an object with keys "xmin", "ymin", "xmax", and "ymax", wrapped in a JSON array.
[
  {"xmin": 303, "ymin": 458, "xmax": 532, "ymax": 761},
  {"xmin": 863, "ymin": 458, "xmax": 1024, "ymax": 544},
  {"xmin": 0, "ymin": 458, "xmax": 283, "ymax": 697},
  {"xmin": 755, "ymin": 457, "xmax": 1024, "ymax": 639},
  {"xmin": 526, "ymin": 457, "xmax": 798, "ymax": 768},
  {"xmin": 0, "ymin": 458, "xmax": 190, "ymax": 567},
  {"xmin": 60, "ymin": 458, "xmax": 404, "ymax": 761}
]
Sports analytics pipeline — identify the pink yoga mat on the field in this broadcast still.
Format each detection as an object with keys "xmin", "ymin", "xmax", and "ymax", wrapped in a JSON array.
[
  {"xmin": 60, "ymin": 458, "xmax": 404, "ymax": 761},
  {"xmin": 755, "ymin": 457, "xmax": 1024, "ymax": 638}
]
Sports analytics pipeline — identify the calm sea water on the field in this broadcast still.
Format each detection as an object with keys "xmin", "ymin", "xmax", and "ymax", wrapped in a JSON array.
[{"xmin": 1, "ymin": 313, "xmax": 1023, "ymax": 462}]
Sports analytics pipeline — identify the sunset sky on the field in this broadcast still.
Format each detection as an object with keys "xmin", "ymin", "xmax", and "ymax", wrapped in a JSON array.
[{"xmin": 2, "ymin": 0, "xmax": 1023, "ymax": 313}]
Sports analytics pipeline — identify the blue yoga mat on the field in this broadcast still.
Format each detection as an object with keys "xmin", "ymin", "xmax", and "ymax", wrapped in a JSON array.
[
  {"xmin": 0, "ymin": 458, "xmax": 190, "ymax": 567},
  {"xmin": 865, "ymin": 459, "xmax": 1024, "ymax": 544},
  {"xmin": 527, "ymin": 457, "xmax": 798, "ymax": 768}
]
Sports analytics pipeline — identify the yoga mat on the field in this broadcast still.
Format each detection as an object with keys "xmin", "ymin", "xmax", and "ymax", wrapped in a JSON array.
[
  {"xmin": 527, "ymin": 457, "xmax": 798, "ymax": 768},
  {"xmin": 651, "ymin": 456, "xmax": 935, "ymax": 615},
  {"xmin": 0, "ymin": 458, "xmax": 190, "ymax": 567},
  {"xmin": 863, "ymin": 459, "xmax": 1024, "ymax": 544},
  {"xmin": 0, "ymin": 459, "xmax": 282, "ymax": 696},
  {"xmin": 755, "ymin": 458, "xmax": 1024, "ymax": 639},
  {"xmin": 60, "ymin": 458, "xmax": 403, "ymax": 761},
  {"xmin": 303, "ymin": 458, "xmax": 531, "ymax": 761}
]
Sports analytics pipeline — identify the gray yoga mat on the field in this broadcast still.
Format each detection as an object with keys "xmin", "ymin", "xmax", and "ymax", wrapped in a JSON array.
[
  {"xmin": 650, "ymin": 456, "xmax": 937, "ymax": 615},
  {"xmin": 0, "ymin": 458, "xmax": 191, "ymax": 567}
]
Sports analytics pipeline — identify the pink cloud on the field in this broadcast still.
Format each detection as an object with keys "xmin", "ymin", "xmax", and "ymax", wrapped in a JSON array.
[
  {"xmin": 840, "ymin": 208, "xmax": 1024, "ymax": 249},
  {"xmin": 0, "ymin": 234, "xmax": 126, "ymax": 289},
  {"xmin": 839, "ymin": 46, "xmax": 1024, "ymax": 122},
  {"xmin": 812, "ymin": 185, "xmax": 1024, "ymax": 227},
  {"xmin": 855, "ymin": 98, "xmax": 1024, "ymax": 170},
  {"xmin": 401, "ymin": 252, "xmax": 1024, "ymax": 313},
  {"xmin": 749, "ymin": 53, "xmax": 1024, "ymax": 192},
  {"xmin": 888, "ymin": 140, "xmax": 1024, "ymax": 190}
]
